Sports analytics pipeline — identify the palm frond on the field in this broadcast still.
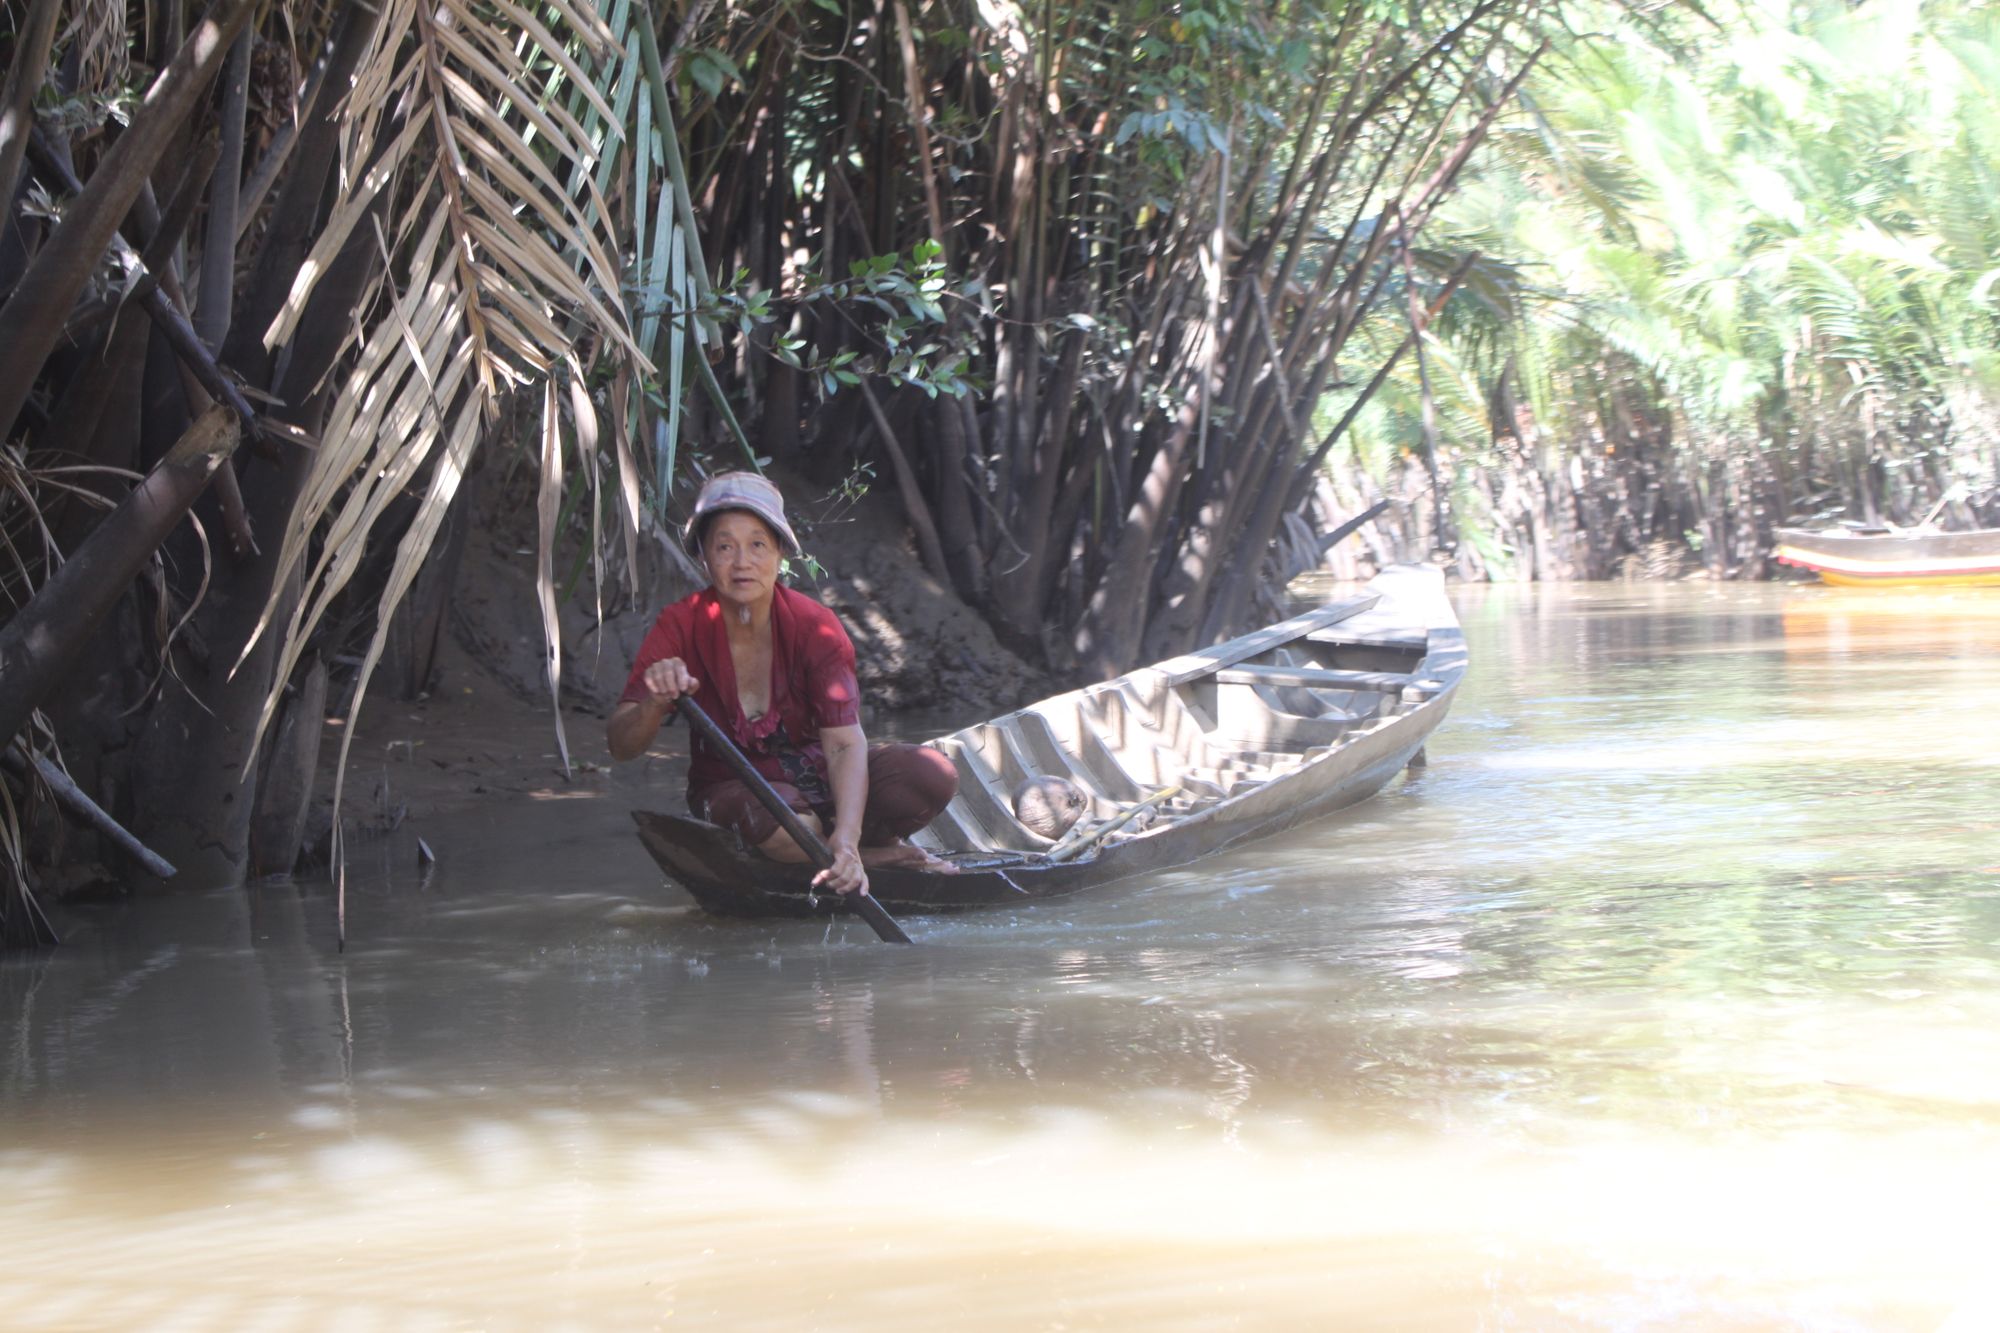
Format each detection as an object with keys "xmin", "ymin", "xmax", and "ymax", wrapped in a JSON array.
[{"xmin": 234, "ymin": 0, "xmax": 653, "ymax": 934}]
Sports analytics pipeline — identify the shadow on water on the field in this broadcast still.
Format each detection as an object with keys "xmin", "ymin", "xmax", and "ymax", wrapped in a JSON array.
[{"xmin": 5, "ymin": 582, "xmax": 2000, "ymax": 1327}]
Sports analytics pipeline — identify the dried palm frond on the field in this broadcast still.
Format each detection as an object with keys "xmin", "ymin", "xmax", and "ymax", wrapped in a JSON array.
[
  {"xmin": 536, "ymin": 372, "xmax": 571, "ymax": 775},
  {"xmin": 237, "ymin": 0, "xmax": 656, "ymax": 941},
  {"xmin": 0, "ymin": 445, "xmax": 138, "ymax": 614},
  {"xmin": 58, "ymin": 0, "xmax": 126, "ymax": 105},
  {"xmin": 1, "ymin": 712, "xmax": 62, "ymax": 949}
]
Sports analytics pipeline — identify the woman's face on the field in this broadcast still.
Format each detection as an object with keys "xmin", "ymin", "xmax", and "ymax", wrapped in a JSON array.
[{"xmin": 703, "ymin": 510, "xmax": 782, "ymax": 612}]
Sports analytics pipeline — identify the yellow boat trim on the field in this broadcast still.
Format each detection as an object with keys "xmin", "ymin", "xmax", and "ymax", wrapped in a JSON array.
[
  {"xmin": 1811, "ymin": 568, "xmax": 2000, "ymax": 587},
  {"xmin": 1775, "ymin": 544, "xmax": 2000, "ymax": 586}
]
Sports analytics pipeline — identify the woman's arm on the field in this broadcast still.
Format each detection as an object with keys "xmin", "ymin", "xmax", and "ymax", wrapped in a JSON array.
[
  {"xmin": 816, "ymin": 722, "xmax": 869, "ymax": 894},
  {"xmin": 606, "ymin": 657, "xmax": 698, "ymax": 761}
]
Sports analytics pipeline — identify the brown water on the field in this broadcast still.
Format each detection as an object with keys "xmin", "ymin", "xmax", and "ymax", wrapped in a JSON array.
[{"xmin": 5, "ymin": 583, "xmax": 1999, "ymax": 1329}]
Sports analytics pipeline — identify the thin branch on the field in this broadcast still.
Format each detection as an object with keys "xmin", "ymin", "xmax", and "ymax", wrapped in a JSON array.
[
  {"xmin": 857, "ymin": 381, "xmax": 950, "ymax": 585},
  {"xmin": 0, "ymin": 0, "xmax": 259, "ymax": 441},
  {"xmin": 0, "ymin": 0, "xmax": 63, "ymax": 247}
]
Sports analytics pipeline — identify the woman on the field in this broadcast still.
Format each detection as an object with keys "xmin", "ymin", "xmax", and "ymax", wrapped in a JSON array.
[{"xmin": 606, "ymin": 472, "xmax": 959, "ymax": 897}]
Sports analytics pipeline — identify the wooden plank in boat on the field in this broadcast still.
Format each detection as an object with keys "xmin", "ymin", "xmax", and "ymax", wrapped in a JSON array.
[
  {"xmin": 1074, "ymin": 721, "xmax": 1149, "ymax": 802},
  {"xmin": 933, "ymin": 736, "xmax": 1044, "ymax": 850},
  {"xmin": 1305, "ymin": 624, "xmax": 1428, "ymax": 651},
  {"xmin": 1008, "ymin": 709, "xmax": 1124, "ymax": 814},
  {"xmin": 1149, "ymin": 595, "xmax": 1378, "ymax": 687},
  {"xmin": 1077, "ymin": 689, "xmax": 1171, "ymax": 792},
  {"xmin": 1299, "ymin": 566, "xmax": 1451, "ymax": 652},
  {"xmin": 1215, "ymin": 664, "xmax": 1444, "ymax": 694},
  {"xmin": 915, "ymin": 799, "xmax": 981, "ymax": 852},
  {"xmin": 1250, "ymin": 680, "xmax": 1385, "ymax": 726}
]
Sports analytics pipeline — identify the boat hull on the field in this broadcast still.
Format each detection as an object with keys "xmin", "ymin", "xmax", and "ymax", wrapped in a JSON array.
[
  {"xmin": 632, "ymin": 565, "xmax": 1465, "ymax": 920},
  {"xmin": 1774, "ymin": 527, "xmax": 2000, "ymax": 587},
  {"xmin": 633, "ymin": 710, "xmax": 1434, "ymax": 918}
]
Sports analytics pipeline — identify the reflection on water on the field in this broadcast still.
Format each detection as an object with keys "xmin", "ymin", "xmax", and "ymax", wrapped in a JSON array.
[{"xmin": 5, "ymin": 583, "xmax": 2000, "ymax": 1328}]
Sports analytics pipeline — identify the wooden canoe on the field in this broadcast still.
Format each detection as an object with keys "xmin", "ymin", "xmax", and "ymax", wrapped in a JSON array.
[
  {"xmin": 632, "ymin": 564, "xmax": 1466, "ymax": 919},
  {"xmin": 1774, "ymin": 526, "xmax": 2000, "ymax": 587}
]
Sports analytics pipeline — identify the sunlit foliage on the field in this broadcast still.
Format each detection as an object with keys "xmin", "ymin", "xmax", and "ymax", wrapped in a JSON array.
[{"xmin": 1332, "ymin": 0, "xmax": 2000, "ymax": 578}]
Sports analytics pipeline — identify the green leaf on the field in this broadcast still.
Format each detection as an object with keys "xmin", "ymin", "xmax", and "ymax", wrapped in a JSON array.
[{"xmin": 688, "ymin": 53, "xmax": 724, "ymax": 100}]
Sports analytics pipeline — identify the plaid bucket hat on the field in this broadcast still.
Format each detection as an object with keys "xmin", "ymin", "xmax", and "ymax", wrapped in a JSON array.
[{"xmin": 683, "ymin": 470, "xmax": 802, "ymax": 559}]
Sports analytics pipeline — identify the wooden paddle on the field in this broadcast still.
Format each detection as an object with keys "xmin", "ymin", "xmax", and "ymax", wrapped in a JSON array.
[{"xmin": 674, "ymin": 696, "xmax": 913, "ymax": 944}]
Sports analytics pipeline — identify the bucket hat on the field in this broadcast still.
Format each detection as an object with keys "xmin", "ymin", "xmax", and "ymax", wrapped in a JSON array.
[{"xmin": 683, "ymin": 470, "xmax": 801, "ymax": 559}]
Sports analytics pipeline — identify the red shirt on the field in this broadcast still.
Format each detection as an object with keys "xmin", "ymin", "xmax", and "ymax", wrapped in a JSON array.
[{"xmin": 619, "ymin": 584, "xmax": 861, "ymax": 804}]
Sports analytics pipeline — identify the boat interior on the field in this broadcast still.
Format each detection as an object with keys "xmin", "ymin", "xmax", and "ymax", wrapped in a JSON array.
[{"xmin": 910, "ymin": 604, "xmax": 1448, "ymax": 859}]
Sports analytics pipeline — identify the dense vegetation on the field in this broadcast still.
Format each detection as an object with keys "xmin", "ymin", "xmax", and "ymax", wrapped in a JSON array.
[
  {"xmin": 1, "ymin": 0, "xmax": 1995, "ymax": 940},
  {"xmin": 1321, "ymin": 0, "xmax": 2000, "ymax": 578}
]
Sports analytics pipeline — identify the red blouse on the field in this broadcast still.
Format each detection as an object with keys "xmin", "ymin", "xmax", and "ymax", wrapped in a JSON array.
[{"xmin": 619, "ymin": 584, "xmax": 861, "ymax": 802}]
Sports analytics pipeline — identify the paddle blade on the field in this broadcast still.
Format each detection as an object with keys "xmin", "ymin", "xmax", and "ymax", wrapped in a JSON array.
[{"xmin": 850, "ymin": 893, "xmax": 913, "ymax": 944}]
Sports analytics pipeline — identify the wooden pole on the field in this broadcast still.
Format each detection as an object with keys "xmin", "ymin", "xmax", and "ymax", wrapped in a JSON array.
[{"xmin": 675, "ymin": 698, "xmax": 912, "ymax": 944}]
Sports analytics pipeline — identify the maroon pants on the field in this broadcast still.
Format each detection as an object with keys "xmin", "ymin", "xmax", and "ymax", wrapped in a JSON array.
[{"xmin": 698, "ymin": 743, "xmax": 958, "ymax": 848}]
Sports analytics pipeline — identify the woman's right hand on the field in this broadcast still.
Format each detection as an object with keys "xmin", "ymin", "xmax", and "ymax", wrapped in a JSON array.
[{"xmin": 642, "ymin": 657, "xmax": 699, "ymax": 708}]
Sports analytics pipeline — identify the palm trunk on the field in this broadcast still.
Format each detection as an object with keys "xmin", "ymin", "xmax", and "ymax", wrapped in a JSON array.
[
  {"xmin": 0, "ymin": 0, "xmax": 258, "ymax": 442},
  {"xmin": 122, "ymin": 2, "xmax": 384, "ymax": 889}
]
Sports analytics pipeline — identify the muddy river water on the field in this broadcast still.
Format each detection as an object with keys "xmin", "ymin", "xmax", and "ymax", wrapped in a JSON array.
[{"xmin": 4, "ymin": 582, "xmax": 1998, "ymax": 1329}]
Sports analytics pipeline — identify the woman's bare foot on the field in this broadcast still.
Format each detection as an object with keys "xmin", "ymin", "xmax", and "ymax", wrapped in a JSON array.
[{"xmin": 859, "ymin": 840, "xmax": 961, "ymax": 874}]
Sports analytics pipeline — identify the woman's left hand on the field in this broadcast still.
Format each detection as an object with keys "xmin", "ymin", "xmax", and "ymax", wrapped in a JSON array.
[{"xmin": 813, "ymin": 833, "xmax": 868, "ymax": 896}]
